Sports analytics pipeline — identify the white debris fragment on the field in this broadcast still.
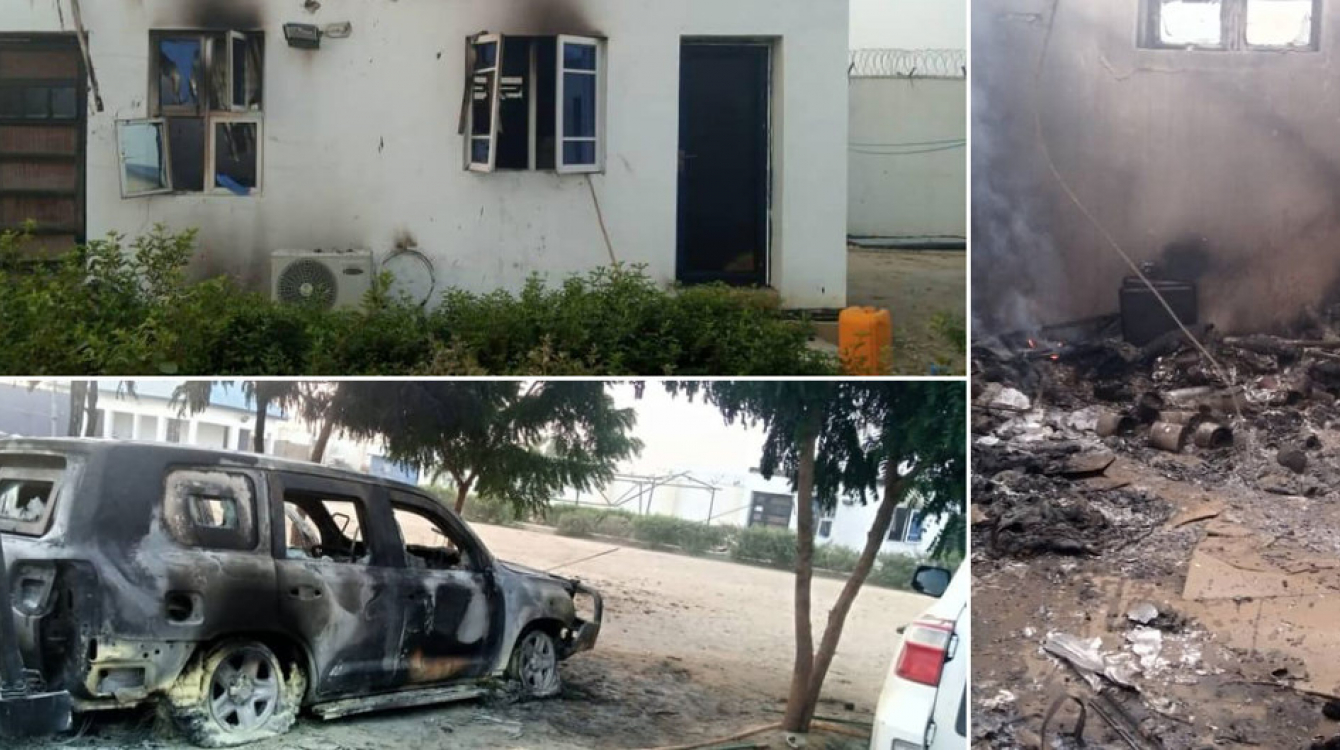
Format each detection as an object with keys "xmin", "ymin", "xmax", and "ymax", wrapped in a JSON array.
[
  {"xmin": 982, "ymin": 689, "xmax": 1017, "ymax": 710},
  {"xmin": 1022, "ymin": 627, "xmax": 1036, "ymax": 638},
  {"xmin": 1126, "ymin": 601, "xmax": 1160, "ymax": 625},
  {"xmin": 1127, "ymin": 627, "xmax": 1166, "ymax": 672},
  {"xmin": 1043, "ymin": 632, "xmax": 1140, "ymax": 690},
  {"xmin": 991, "ymin": 387, "xmax": 1032, "ymax": 412}
]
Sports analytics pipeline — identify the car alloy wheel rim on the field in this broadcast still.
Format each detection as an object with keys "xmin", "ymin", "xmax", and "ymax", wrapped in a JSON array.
[
  {"xmin": 209, "ymin": 648, "xmax": 280, "ymax": 732},
  {"xmin": 520, "ymin": 632, "xmax": 557, "ymax": 693}
]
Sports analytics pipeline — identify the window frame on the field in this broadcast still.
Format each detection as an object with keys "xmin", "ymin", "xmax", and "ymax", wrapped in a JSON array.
[
  {"xmin": 389, "ymin": 502, "xmax": 481, "ymax": 572},
  {"xmin": 555, "ymin": 34, "xmax": 605, "ymax": 174},
  {"xmin": 466, "ymin": 33, "xmax": 504, "ymax": 173},
  {"xmin": 161, "ymin": 467, "xmax": 260, "ymax": 552},
  {"xmin": 0, "ymin": 464, "xmax": 65, "ymax": 537},
  {"xmin": 206, "ymin": 113, "xmax": 264, "ymax": 196},
  {"xmin": 1141, "ymin": 0, "xmax": 1321, "ymax": 51},
  {"xmin": 116, "ymin": 118, "xmax": 174, "ymax": 198},
  {"xmin": 887, "ymin": 506, "xmax": 912, "ymax": 542},
  {"xmin": 143, "ymin": 29, "xmax": 264, "ymax": 198}
]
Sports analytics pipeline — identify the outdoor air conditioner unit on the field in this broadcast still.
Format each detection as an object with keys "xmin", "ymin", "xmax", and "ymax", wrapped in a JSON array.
[{"xmin": 271, "ymin": 249, "xmax": 374, "ymax": 310}]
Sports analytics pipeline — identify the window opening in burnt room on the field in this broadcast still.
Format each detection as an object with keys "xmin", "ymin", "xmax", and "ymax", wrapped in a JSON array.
[
  {"xmin": 120, "ymin": 30, "xmax": 263, "ymax": 197},
  {"xmin": 466, "ymin": 34, "xmax": 603, "ymax": 174},
  {"xmin": 1141, "ymin": 0, "xmax": 1319, "ymax": 50}
]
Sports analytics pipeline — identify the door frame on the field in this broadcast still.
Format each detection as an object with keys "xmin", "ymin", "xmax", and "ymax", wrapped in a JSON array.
[{"xmin": 676, "ymin": 37, "xmax": 775, "ymax": 287}]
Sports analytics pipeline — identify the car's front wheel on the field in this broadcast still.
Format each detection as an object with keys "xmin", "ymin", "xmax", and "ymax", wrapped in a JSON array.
[
  {"xmin": 509, "ymin": 629, "xmax": 561, "ymax": 698},
  {"xmin": 163, "ymin": 639, "xmax": 305, "ymax": 747}
]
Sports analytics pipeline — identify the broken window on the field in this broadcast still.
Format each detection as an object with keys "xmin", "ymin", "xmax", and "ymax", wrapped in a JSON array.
[
  {"xmin": 464, "ymin": 34, "xmax": 605, "ymax": 173},
  {"xmin": 162, "ymin": 469, "xmax": 257, "ymax": 551},
  {"xmin": 1142, "ymin": 0, "xmax": 1319, "ymax": 50},
  {"xmin": 116, "ymin": 119, "xmax": 171, "ymax": 197},
  {"xmin": 281, "ymin": 493, "xmax": 374, "ymax": 565},
  {"xmin": 887, "ymin": 507, "xmax": 912, "ymax": 542},
  {"xmin": 817, "ymin": 516, "xmax": 834, "ymax": 538},
  {"xmin": 211, "ymin": 118, "xmax": 262, "ymax": 195},
  {"xmin": 905, "ymin": 511, "xmax": 925, "ymax": 544},
  {"xmin": 392, "ymin": 505, "xmax": 473, "ymax": 571},
  {"xmin": 0, "ymin": 459, "xmax": 64, "ymax": 536},
  {"xmin": 135, "ymin": 30, "xmax": 264, "ymax": 197}
]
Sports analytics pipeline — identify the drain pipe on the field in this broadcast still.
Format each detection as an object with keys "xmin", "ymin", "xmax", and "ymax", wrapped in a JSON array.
[{"xmin": 0, "ymin": 531, "xmax": 73, "ymax": 738}]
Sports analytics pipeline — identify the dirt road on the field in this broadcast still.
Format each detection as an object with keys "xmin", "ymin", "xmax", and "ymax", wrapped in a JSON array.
[
  {"xmin": 848, "ymin": 247, "xmax": 966, "ymax": 375},
  {"xmin": 16, "ymin": 524, "xmax": 924, "ymax": 750}
]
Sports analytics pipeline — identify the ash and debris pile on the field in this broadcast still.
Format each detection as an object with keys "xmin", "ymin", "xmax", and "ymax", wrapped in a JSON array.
[{"xmin": 971, "ymin": 316, "xmax": 1340, "ymax": 749}]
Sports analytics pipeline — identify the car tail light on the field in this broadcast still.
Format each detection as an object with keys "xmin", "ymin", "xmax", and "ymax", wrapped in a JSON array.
[{"xmin": 894, "ymin": 616, "xmax": 955, "ymax": 686}]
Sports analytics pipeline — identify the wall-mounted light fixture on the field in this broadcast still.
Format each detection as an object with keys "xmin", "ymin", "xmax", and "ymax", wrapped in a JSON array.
[
  {"xmin": 283, "ymin": 23, "xmax": 321, "ymax": 49},
  {"xmin": 283, "ymin": 22, "xmax": 353, "ymax": 49}
]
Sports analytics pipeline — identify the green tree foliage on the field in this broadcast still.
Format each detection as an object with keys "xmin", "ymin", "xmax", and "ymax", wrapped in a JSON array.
[
  {"xmin": 665, "ymin": 380, "xmax": 965, "ymax": 733},
  {"xmin": 330, "ymin": 382, "xmax": 642, "ymax": 517}
]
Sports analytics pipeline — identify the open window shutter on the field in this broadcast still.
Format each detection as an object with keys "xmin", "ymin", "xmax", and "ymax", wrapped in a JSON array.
[
  {"xmin": 556, "ymin": 35, "xmax": 602, "ymax": 174},
  {"xmin": 467, "ymin": 34, "xmax": 503, "ymax": 173},
  {"xmin": 116, "ymin": 118, "xmax": 173, "ymax": 198}
]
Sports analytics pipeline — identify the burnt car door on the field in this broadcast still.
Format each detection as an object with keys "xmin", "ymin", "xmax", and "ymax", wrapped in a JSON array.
[
  {"xmin": 387, "ymin": 491, "xmax": 505, "ymax": 685},
  {"xmin": 268, "ymin": 472, "xmax": 407, "ymax": 698}
]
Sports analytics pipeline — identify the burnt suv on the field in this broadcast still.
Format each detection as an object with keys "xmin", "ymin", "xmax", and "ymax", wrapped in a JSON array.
[{"xmin": 0, "ymin": 439, "xmax": 602, "ymax": 746}]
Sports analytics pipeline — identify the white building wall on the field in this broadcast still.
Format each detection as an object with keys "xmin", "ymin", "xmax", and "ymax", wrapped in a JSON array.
[
  {"xmin": 94, "ymin": 393, "xmax": 262, "ymax": 452},
  {"xmin": 810, "ymin": 498, "xmax": 940, "ymax": 556},
  {"xmin": 848, "ymin": 77, "xmax": 965, "ymax": 240},
  {"xmin": 1, "ymin": 0, "xmax": 849, "ymax": 309}
]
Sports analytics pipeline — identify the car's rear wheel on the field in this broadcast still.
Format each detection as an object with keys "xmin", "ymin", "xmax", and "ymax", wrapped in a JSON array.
[
  {"xmin": 163, "ymin": 639, "xmax": 305, "ymax": 748},
  {"xmin": 509, "ymin": 629, "xmax": 561, "ymax": 698}
]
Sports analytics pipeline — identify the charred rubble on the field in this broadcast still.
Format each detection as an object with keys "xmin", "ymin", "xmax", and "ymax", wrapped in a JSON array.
[{"xmin": 971, "ymin": 314, "xmax": 1340, "ymax": 749}]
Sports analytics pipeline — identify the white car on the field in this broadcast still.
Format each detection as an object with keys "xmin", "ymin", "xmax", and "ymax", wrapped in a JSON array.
[{"xmin": 870, "ymin": 563, "xmax": 968, "ymax": 750}]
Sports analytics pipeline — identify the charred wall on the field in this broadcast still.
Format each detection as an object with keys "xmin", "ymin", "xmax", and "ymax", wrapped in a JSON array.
[{"xmin": 973, "ymin": 0, "xmax": 1340, "ymax": 335}]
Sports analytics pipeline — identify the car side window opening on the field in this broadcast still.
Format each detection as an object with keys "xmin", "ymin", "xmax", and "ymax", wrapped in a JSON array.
[
  {"xmin": 280, "ymin": 492, "xmax": 375, "ymax": 565},
  {"xmin": 162, "ymin": 469, "xmax": 258, "ymax": 550},
  {"xmin": 391, "ymin": 505, "xmax": 473, "ymax": 571}
]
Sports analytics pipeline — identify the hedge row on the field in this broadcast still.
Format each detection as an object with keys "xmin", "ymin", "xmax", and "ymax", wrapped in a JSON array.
[{"xmin": 0, "ymin": 226, "xmax": 835, "ymax": 376}]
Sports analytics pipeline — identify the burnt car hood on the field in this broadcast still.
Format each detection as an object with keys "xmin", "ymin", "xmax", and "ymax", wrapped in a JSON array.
[{"xmin": 497, "ymin": 560, "xmax": 579, "ymax": 589}]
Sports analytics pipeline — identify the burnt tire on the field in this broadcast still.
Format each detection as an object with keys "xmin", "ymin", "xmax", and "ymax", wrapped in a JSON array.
[
  {"xmin": 508, "ymin": 629, "xmax": 562, "ymax": 698},
  {"xmin": 162, "ymin": 639, "xmax": 305, "ymax": 748}
]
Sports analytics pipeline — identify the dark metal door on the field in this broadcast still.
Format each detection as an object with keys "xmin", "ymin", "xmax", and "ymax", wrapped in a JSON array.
[
  {"xmin": 0, "ymin": 35, "xmax": 85, "ymax": 259},
  {"xmin": 677, "ymin": 43, "xmax": 769, "ymax": 286}
]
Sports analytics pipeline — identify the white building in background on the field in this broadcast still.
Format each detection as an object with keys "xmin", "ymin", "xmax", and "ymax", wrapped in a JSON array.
[
  {"xmin": 0, "ymin": 381, "xmax": 416, "ymax": 484},
  {"xmin": 560, "ymin": 466, "xmax": 937, "ymax": 556},
  {"xmin": 0, "ymin": 0, "xmax": 850, "ymax": 309}
]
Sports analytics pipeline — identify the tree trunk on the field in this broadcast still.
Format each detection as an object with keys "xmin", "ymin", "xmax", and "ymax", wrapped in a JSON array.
[
  {"xmin": 83, "ymin": 385, "xmax": 99, "ymax": 437},
  {"xmin": 781, "ymin": 413, "xmax": 821, "ymax": 733},
  {"xmin": 799, "ymin": 464, "xmax": 911, "ymax": 729},
  {"xmin": 253, "ymin": 398, "xmax": 269, "ymax": 453},
  {"xmin": 453, "ymin": 477, "xmax": 473, "ymax": 515},
  {"xmin": 66, "ymin": 381, "xmax": 87, "ymax": 437},
  {"xmin": 310, "ymin": 417, "xmax": 335, "ymax": 463}
]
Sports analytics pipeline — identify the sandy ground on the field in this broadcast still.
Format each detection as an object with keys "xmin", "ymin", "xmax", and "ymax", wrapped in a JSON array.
[
  {"xmin": 14, "ymin": 524, "xmax": 925, "ymax": 750},
  {"xmin": 847, "ymin": 247, "xmax": 966, "ymax": 375}
]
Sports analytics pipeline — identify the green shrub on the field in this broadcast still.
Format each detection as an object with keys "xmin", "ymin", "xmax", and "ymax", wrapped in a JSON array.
[
  {"xmin": 0, "ymin": 227, "xmax": 834, "ymax": 376},
  {"xmin": 630, "ymin": 515, "xmax": 729, "ymax": 554},
  {"xmin": 868, "ymin": 552, "xmax": 924, "ymax": 590},
  {"xmin": 595, "ymin": 513, "xmax": 635, "ymax": 538},
  {"xmin": 813, "ymin": 544, "xmax": 860, "ymax": 573},
  {"xmin": 461, "ymin": 494, "xmax": 517, "ymax": 527},
  {"xmin": 556, "ymin": 513, "xmax": 597, "ymax": 538},
  {"xmin": 730, "ymin": 526, "xmax": 797, "ymax": 568}
]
